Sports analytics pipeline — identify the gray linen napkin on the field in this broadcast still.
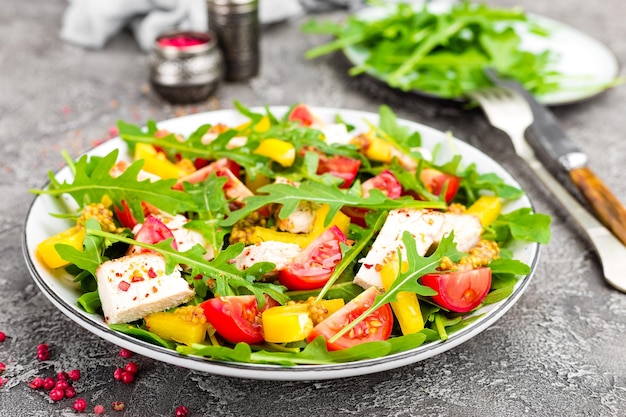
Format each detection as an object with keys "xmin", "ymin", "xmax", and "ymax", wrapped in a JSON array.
[{"xmin": 60, "ymin": 0, "xmax": 358, "ymax": 51}]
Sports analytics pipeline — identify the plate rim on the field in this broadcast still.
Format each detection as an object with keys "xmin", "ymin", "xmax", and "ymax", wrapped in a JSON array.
[{"xmin": 22, "ymin": 106, "xmax": 542, "ymax": 381}]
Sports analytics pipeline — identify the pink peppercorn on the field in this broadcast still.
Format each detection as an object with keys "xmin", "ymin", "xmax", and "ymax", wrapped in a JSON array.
[
  {"xmin": 43, "ymin": 377, "xmax": 56, "ymax": 390},
  {"xmin": 0, "ymin": 377, "xmax": 6, "ymax": 387},
  {"xmin": 73, "ymin": 398, "xmax": 87, "ymax": 412},
  {"xmin": 28, "ymin": 377, "xmax": 44, "ymax": 389},
  {"xmin": 37, "ymin": 344, "xmax": 50, "ymax": 361},
  {"xmin": 125, "ymin": 362, "xmax": 138, "ymax": 374},
  {"xmin": 119, "ymin": 348, "xmax": 133, "ymax": 358},
  {"xmin": 0, "ymin": 362, "xmax": 5, "ymax": 373},
  {"xmin": 121, "ymin": 371, "xmax": 135, "ymax": 384},
  {"xmin": 0, "ymin": 331, "xmax": 6, "ymax": 342},
  {"xmin": 175, "ymin": 405, "xmax": 189, "ymax": 417},
  {"xmin": 49, "ymin": 388, "xmax": 65, "ymax": 402},
  {"xmin": 68, "ymin": 369, "xmax": 81, "ymax": 381},
  {"xmin": 57, "ymin": 371, "xmax": 69, "ymax": 381},
  {"xmin": 94, "ymin": 404, "xmax": 105, "ymax": 414},
  {"xmin": 65, "ymin": 386, "xmax": 77, "ymax": 399},
  {"xmin": 113, "ymin": 367, "xmax": 124, "ymax": 381},
  {"xmin": 55, "ymin": 380, "xmax": 70, "ymax": 391}
]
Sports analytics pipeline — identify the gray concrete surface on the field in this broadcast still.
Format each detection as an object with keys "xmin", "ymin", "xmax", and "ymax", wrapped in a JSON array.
[{"xmin": 2, "ymin": 0, "xmax": 626, "ymax": 416}]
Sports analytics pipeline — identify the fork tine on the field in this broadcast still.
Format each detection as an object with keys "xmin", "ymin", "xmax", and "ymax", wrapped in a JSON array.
[{"xmin": 468, "ymin": 86, "xmax": 535, "ymax": 159}]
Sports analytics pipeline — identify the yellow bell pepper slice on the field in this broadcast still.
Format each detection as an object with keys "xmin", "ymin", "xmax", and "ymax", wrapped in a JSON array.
[
  {"xmin": 253, "ymin": 139, "xmax": 296, "ymax": 167},
  {"xmin": 262, "ymin": 299, "xmax": 345, "ymax": 343},
  {"xmin": 380, "ymin": 257, "xmax": 424, "ymax": 335},
  {"xmin": 250, "ymin": 205, "xmax": 351, "ymax": 248},
  {"xmin": 309, "ymin": 204, "xmax": 350, "ymax": 238},
  {"xmin": 145, "ymin": 306, "xmax": 209, "ymax": 346},
  {"xmin": 466, "ymin": 195, "xmax": 502, "ymax": 227},
  {"xmin": 134, "ymin": 143, "xmax": 191, "ymax": 179},
  {"xmin": 351, "ymin": 130, "xmax": 394, "ymax": 163},
  {"xmin": 236, "ymin": 116, "xmax": 271, "ymax": 133},
  {"xmin": 36, "ymin": 226, "xmax": 86, "ymax": 269}
]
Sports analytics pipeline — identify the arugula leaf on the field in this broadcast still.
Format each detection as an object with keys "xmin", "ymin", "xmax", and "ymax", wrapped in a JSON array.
[
  {"xmin": 77, "ymin": 290, "xmax": 101, "ymax": 314},
  {"xmin": 32, "ymin": 150, "xmax": 195, "ymax": 221},
  {"xmin": 221, "ymin": 182, "xmax": 446, "ymax": 227},
  {"xmin": 490, "ymin": 207, "xmax": 552, "ymax": 244},
  {"xmin": 303, "ymin": 1, "xmax": 562, "ymax": 99},
  {"xmin": 183, "ymin": 173, "xmax": 230, "ymax": 256},
  {"xmin": 55, "ymin": 219, "xmax": 107, "ymax": 275}
]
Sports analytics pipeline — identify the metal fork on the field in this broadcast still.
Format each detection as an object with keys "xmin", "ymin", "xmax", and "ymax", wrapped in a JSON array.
[{"xmin": 468, "ymin": 86, "xmax": 626, "ymax": 293}]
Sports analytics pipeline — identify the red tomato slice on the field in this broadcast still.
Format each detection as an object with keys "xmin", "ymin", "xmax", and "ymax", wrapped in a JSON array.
[
  {"xmin": 342, "ymin": 170, "xmax": 402, "ymax": 226},
  {"xmin": 421, "ymin": 267, "xmax": 492, "ymax": 313},
  {"xmin": 307, "ymin": 287, "xmax": 393, "ymax": 351},
  {"xmin": 420, "ymin": 168, "xmax": 461, "ymax": 203},
  {"xmin": 130, "ymin": 215, "xmax": 178, "ymax": 252},
  {"xmin": 362, "ymin": 170, "xmax": 403, "ymax": 199},
  {"xmin": 288, "ymin": 104, "xmax": 314, "ymax": 126},
  {"xmin": 279, "ymin": 226, "xmax": 347, "ymax": 291},
  {"xmin": 199, "ymin": 295, "xmax": 278, "ymax": 344},
  {"xmin": 317, "ymin": 155, "xmax": 361, "ymax": 188},
  {"xmin": 173, "ymin": 158, "xmax": 241, "ymax": 190},
  {"xmin": 113, "ymin": 199, "xmax": 139, "ymax": 229}
]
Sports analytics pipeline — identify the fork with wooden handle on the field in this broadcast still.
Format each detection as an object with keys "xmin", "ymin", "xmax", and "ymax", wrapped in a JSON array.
[{"xmin": 468, "ymin": 86, "xmax": 626, "ymax": 293}]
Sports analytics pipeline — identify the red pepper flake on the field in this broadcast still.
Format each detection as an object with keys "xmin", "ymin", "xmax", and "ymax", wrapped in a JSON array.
[
  {"xmin": 147, "ymin": 268, "xmax": 157, "ymax": 279},
  {"xmin": 152, "ymin": 286, "xmax": 158, "ymax": 293},
  {"xmin": 363, "ymin": 263, "xmax": 373, "ymax": 270},
  {"xmin": 112, "ymin": 401, "xmax": 125, "ymax": 411},
  {"xmin": 131, "ymin": 275, "xmax": 145, "ymax": 283},
  {"xmin": 118, "ymin": 281, "xmax": 131, "ymax": 292}
]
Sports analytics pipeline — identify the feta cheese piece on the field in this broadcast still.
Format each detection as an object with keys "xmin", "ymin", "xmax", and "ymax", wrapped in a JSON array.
[
  {"xmin": 96, "ymin": 253, "xmax": 194, "ymax": 324},
  {"xmin": 320, "ymin": 123, "xmax": 352, "ymax": 146},
  {"xmin": 353, "ymin": 209, "xmax": 482, "ymax": 290},
  {"xmin": 233, "ymin": 241, "xmax": 302, "ymax": 271},
  {"xmin": 275, "ymin": 201, "xmax": 318, "ymax": 234}
]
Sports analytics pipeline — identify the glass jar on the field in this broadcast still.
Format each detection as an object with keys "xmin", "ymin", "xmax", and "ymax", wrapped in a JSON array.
[{"xmin": 149, "ymin": 30, "xmax": 224, "ymax": 104}]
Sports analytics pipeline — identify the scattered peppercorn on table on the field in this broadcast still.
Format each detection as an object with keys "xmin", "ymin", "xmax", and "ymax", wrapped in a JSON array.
[{"xmin": 3, "ymin": 0, "xmax": 626, "ymax": 415}]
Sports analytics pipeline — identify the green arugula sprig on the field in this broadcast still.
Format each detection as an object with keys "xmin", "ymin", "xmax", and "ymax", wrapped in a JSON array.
[
  {"xmin": 329, "ymin": 232, "xmax": 464, "ymax": 343},
  {"xmin": 31, "ymin": 150, "xmax": 195, "ymax": 222},
  {"xmin": 303, "ymin": 1, "xmax": 561, "ymax": 99},
  {"xmin": 220, "ymin": 182, "xmax": 446, "ymax": 227}
]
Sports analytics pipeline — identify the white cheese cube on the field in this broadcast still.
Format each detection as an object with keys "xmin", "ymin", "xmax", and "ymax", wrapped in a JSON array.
[
  {"xmin": 353, "ymin": 209, "xmax": 482, "ymax": 290},
  {"xmin": 96, "ymin": 253, "xmax": 195, "ymax": 324}
]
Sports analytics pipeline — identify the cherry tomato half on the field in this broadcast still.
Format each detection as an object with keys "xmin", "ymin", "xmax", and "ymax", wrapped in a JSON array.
[
  {"xmin": 307, "ymin": 287, "xmax": 393, "ymax": 351},
  {"xmin": 420, "ymin": 267, "xmax": 492, "ymax": 313},
  {"xmin": 279, "ymin": 226, "xmax": 347, "ymax": 291},
  {"xmin": 199, "ymin": 295, "xmax": 278, "ymax": 344},
  {"xmin": 113, "ymin": 199, "xmax": 139, "ymax": 229},
  {"xmin": 420, "ymin": 168, "xmax": 461, "ymax": 203},
  {"xmin": 129, "ymin": 215, "xmax": 178, "ymax": 253},
  {"xmin": 317, "ymin": 155, "xmax": 361, "ymax": 188},
  {"xmin": 343, "ymin": 170, "xmax": 402, "ymax": 226},
  {"xmin": 288, "ymin": 104, "xmax": 315, "ymax": 126}
]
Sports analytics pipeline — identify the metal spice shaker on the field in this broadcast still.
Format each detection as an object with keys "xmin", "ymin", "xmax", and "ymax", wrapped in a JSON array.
[
  {"xmin": 149, "ymin": 30, "xmax": 224, "ymax": 104},
  {"xmin": 208, "ymin": 0, "xmax": 260, "ymax": 81}
]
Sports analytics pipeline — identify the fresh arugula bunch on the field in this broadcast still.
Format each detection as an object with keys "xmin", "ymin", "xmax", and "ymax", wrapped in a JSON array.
[{"xmin": 303, "ymin": 1, "xmax": 561, "ymax": 99}]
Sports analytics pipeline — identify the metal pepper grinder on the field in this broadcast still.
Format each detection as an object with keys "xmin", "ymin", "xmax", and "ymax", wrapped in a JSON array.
[{"xmin": 207, "ymin": 0, "xmax": 260, "ymax": 81}]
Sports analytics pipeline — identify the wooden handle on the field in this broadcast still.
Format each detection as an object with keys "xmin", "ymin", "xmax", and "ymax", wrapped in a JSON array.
[{"xmin": 570, "ymin": 166, "xmax": 626, "ymax": 246}]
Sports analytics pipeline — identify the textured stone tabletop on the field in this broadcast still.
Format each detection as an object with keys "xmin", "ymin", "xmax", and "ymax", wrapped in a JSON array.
[{"xmin": 2, "ymin": 0, "xmax": 626, "ymax": 416}]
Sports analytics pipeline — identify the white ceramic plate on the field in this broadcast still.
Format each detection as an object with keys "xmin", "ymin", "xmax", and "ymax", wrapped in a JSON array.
[
  {"xmin": 343, "ymin": 3, "xmax": 620, "ymax": 105},
  {"xmin": 23, "ymin": 107, "xmax": 540, "ymax": 381}
]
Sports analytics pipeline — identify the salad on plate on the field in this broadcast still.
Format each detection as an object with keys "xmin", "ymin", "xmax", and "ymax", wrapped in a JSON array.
[{"xmin": 31, "ymin": 103, "xmax": 550, "ymax": 366}]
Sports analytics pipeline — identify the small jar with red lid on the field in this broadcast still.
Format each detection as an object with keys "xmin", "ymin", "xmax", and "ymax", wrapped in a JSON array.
[{"xmin": 149, "ymin": 30, "xmax": 224, "ymax": 104}]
